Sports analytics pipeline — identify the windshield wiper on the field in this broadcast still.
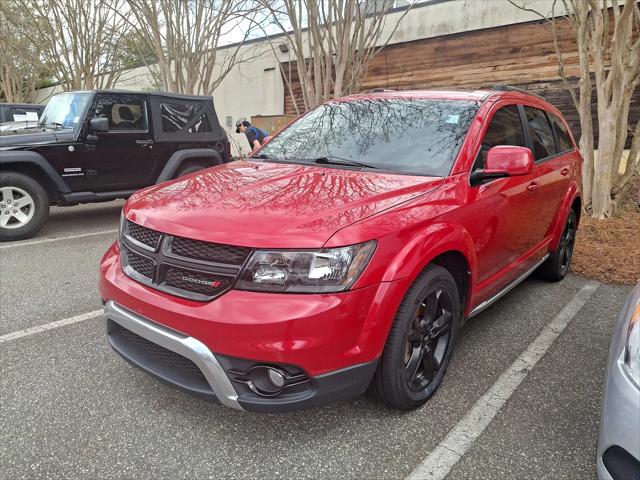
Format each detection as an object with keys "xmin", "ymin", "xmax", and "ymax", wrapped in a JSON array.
[
  {"xmin": 310, "ymin": 155, "xmax": 380, "ymax": 170},
  {"xmin": 44, "ymin": 122, "xmax": 67, "ymax": 130}
]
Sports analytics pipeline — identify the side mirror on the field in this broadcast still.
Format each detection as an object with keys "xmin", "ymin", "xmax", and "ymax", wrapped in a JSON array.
[
  {"xmin": 470, "ymin": 146, "xmax": 533, "ymax": 185},
  {"xmin": 89, "ymin": 117, "xmax": 109, "ymax": 133}
]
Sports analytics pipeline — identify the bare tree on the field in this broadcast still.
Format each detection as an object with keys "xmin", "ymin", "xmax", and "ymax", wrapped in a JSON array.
[
  {"xmin": 508, "ymin": 0, "xmax": 640, "ymax": 218},
  {"xmin": 261, "ymin": 0, "xmax": 414, "ymax": 111},
  {"xmin": 0, "ymin": 4, "xmax": 47, "ymax": 102},
  {"xmin": 124, "ymin": 0, "xmax": 264, "ymax": 95},
  {"xmin": 4, "ymin": 0, "xmax": 134, "ymax": 91}
]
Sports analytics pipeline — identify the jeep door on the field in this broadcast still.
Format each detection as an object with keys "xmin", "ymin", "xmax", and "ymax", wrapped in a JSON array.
[{"xmin": 79, "ymin": 95, "xmax": 161, "ymax": 191}]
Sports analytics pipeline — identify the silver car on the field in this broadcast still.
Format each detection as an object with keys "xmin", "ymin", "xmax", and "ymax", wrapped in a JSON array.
[{"xmin": 597, "ymin": 282, "xmax": 640, "ymax": 479}]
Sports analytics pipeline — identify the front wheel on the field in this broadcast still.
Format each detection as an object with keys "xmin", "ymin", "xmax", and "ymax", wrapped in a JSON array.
[
  {"xmin": 537, "ymin": 209, "xmax": 577, "ymax": 282},
  {"xmin": 0, "ymin": 172, "xmax": 50, "ymax": 241},
  {"xmin": 372, "ymin": 264, "xmax": 461, "ymax": 410}
]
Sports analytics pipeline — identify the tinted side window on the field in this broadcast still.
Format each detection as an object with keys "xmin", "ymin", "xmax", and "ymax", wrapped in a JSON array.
[
  {"xmin": 93, "ymin": 97, "xmax": 147, "ymax": 131},
  {"xmin": 550, "ymin": 114, "xmax": 573, "ymax": 153},
  {"xmin": 474, "ymin": 105, "xmax": 526, "ymax": 170},
  {"xmin": 524, "ymin": 107, "xmax": 556, "ymax": 160},
  {"xmin": 161, "ymin": 102, "xmax": 212, "ymax": 133}
]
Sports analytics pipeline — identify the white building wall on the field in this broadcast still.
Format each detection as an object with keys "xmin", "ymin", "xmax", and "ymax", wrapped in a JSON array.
[{"xmin": 34, "ymin": 0, "xmax": 564, "ymax": 156}]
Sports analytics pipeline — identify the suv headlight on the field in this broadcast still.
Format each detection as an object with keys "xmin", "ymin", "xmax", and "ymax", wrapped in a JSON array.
[
  {"xmin": 236, "ymin": 241, "xmax": 376, "ymax": 293},
  {"xmin": 623, "ymin": 300, "xmax": 640, "ymax": 387}
]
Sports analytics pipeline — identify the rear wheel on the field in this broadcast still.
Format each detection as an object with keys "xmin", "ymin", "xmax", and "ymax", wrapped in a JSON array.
[
  {"xmin": 372, "ymin": 264, "xmax": 461, "ymax": 410},
  {"xmin": 0, "ymin": 172, "xmax": 49, "ymax": 241},
  {"xmin": 537, "ymin": 209, "xmax": 577, "ymax": 282},
  {"xmin": 174, "ymin": 162, "xmax": 210, "ymax": 179}
]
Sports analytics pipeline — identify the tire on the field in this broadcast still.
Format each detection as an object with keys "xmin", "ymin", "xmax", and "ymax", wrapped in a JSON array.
[
  {"xmin": 174, "ymin": 162, "xmax": 209, "ymax": 179},
  {"xmin": 0, "ymin": 172, "xmax": 49, "ymax": 242},
  {"xmin": 372, "ymin": 264, "xmax": 461, "ymax": 410},
  {"xmin": 537, "ymin": 209, "xmax": 577, "ymax": 282}
]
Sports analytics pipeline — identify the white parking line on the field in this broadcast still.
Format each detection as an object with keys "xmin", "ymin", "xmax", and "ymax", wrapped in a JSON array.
[
  {"xmin": 0, "ymin": 309, "xmax": 104, "ymax": 344},
  {"xmin": 0, "ymin": 229, "xmax": 118, "ymax": 250},
  {"xmin": 406, "ymin": 282, "xmax": 600, "ymax": 480}
]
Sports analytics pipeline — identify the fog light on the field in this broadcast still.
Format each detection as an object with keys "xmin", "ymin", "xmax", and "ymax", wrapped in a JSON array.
[
  {"xmin": 227, "ymin": 362, "xmax": 310, "ymax": 398},
  {"xmin": 247, "ymin": 366, "xmax": 288, "ymax": 396},
  {"xmin": 267, "ymin": 368, "xmax": 285, "ymax": 388}
]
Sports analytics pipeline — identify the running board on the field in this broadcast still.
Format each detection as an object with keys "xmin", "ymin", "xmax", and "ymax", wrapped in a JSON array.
[{"xmin": 468, "ymin": 253, "xmax": 550, "ymax": 318}]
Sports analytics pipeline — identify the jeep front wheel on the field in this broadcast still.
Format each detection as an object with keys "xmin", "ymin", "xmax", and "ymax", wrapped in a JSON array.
[{"xmin": 0, "ymin": 172, "xmax": 49, "ymax": 241}]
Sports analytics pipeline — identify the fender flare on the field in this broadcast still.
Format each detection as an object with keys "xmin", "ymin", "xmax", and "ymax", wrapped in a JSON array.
[
  {"xmin": 0, "ymin": 150, "xmax": 70, "ymax": 193},
  {"xmin": 548, "ymin": 182, "xmax": 581, "ymax": 251},
  {"xmin": 380, "ymin": 222, "xmax": 477, "ymax": 312},
  {"xmin": 382, "ymin": 223, "xmax": 477, "ymax": 283},
  {"xmin": 156, "ymin": 148, "xmax": 223, "ymax": 183}
]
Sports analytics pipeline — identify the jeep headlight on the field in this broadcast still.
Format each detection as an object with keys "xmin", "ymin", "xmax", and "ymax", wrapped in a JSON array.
[
  {"xmin": 236, "ymin": 241, "xmax": 376, "ymax": 293},
  {"xmin": 623, "ymin": 300, "xmax": 640, "ymax": 387}
]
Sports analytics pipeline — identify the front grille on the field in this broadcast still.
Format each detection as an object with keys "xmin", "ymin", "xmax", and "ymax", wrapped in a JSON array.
[
  {"xmin": 126, "ymin": 248, "xmax": 155, "ymax": 278},
  {"xmin": 122, "ymin": 220, "xmax": 250, "ymax": 301},
  {"xmin": 171, "ymin": 236, "xmax": 252, "ymax": 265},
  {"xmin": 164, "ymin": 266, "xmax": 233, "ymax": 296},
  {"xmin": 128, "ymin": 221, "xmax": 161, "ymax": 249}
]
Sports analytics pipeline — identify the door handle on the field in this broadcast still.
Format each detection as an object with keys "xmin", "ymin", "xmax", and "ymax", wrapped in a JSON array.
[
  {"xmin": 560, "ymin": 167, "xmax": 570, "ymax": 176},
  {"xmin": 527, "ymin": 181, "xmax": 541, "ymax": 192},
  {"xmin": 136, "ymin": 139, "xmax": 154, "ymax": 147}
]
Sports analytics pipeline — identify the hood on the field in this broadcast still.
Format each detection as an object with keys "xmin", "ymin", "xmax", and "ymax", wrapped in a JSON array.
[
  {"xmin": 125, "ymin": 160, "xmax": 443, "ymax": 248},
  {"xmin": 0, "ymin": 129, "xmax": 61, "ymax": 148}
]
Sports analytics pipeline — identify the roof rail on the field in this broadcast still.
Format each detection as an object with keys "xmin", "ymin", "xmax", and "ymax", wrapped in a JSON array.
[
  {"xmin": 370, "ymin": 88, "xmax": 395, "ymax": 93},
  {"xmin": 491, "ymin": 84, "xmax": 546, "ymax": 101}
]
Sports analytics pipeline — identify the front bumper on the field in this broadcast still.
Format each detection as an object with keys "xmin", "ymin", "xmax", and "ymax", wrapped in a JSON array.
[
  {"xmin": 105, "ymin": 301, "xmax": 378, "ymax": 411},
  {"xmin": 100, "ymin": 242, "xmax": 406, "ymax": 411}
]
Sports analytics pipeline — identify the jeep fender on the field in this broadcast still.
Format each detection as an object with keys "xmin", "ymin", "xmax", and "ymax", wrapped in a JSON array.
[
  {"xmin": 157, "ymin": 148, "xmax": 223, "ymax": 183},
  {"xmin": 0, "ymin": 150, "xmax": 70, "ymax": 193},
  {"xmin": 547, "ymin": 181, "xmax": 581, "ymax": 252}
]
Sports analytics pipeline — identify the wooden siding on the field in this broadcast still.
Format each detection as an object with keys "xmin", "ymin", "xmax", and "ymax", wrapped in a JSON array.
[{"xmin": 282, "ymin": 19, "xmax": 639, "ymax": 146}]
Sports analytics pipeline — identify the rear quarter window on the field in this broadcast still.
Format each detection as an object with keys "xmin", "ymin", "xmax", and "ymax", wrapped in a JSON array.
[{"xmin": 161, "ymin": 102, "xmax": 212, "ymax": 133}]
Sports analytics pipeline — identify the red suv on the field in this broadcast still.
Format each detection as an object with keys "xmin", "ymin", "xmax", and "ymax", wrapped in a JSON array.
[{"xmin": 100, "ymin": 87, "xmax": 581, "ymax": 412}]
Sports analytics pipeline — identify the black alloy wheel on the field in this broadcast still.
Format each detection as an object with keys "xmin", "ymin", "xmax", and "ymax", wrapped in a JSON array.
[
  {"xmin": 405, "ymin": 289, "xmax": 453, "ymax": 392},
  {"xmin": 558, "ymin": 211, "xmax": 577, "ymax": 276},
  {"xmin": 537, "ymin": 209, "xmax": 578, "ymax": 282},
  {"xmin": 372, "ymin": 264, "xmax": 461, "ymax": 410}
]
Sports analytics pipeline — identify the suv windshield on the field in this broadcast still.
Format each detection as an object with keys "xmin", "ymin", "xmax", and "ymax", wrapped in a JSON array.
[
  {"xmin": 39, "ymin": 92, "xmax": 92, "ymax": 130},
  {"xmin": 259, "ymin": 98, "xmax": 479, "ymax": 176}
]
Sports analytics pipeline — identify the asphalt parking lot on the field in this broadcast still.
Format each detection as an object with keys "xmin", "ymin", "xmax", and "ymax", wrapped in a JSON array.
[{"xmin": 0, "ymin": 201, "xmax": 633, "ymax": 480}]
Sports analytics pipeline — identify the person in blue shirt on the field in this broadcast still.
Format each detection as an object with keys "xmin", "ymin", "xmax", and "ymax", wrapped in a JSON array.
[{"xmin": 236, "ymin": 118, "xmax": 268, "ymax": 154}]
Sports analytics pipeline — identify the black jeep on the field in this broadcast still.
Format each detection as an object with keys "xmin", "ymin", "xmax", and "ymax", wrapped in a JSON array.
[{"xmin": 0, "ymin": 90, "xmax": 231, "ymax": 241}]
